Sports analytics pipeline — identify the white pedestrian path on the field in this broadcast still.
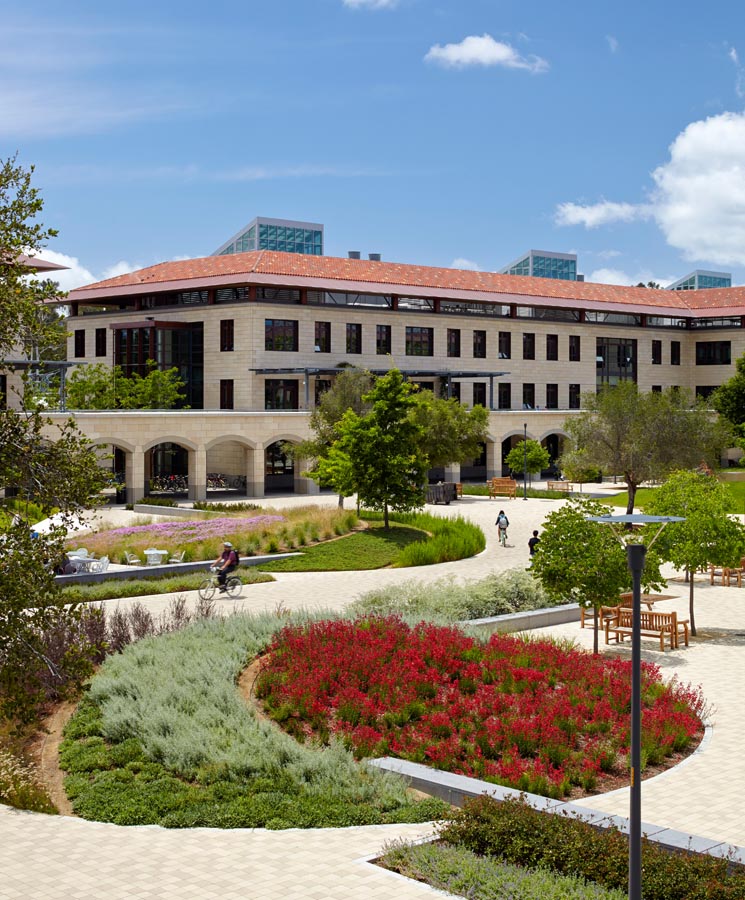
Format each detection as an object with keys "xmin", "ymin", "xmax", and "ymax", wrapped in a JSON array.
[{"xmin": 3, "ymin": 489, "xmax": 745, "ymax": 898}]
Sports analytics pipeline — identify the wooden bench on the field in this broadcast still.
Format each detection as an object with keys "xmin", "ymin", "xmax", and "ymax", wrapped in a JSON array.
[
  {"xmin": 605, "ymin": 608, "xmax": 689, "ymax": 651},
  {"xmin": 547, "ymin": 480, "xmax": 571, "ymax": 493},
  {"xmin": 488, "ymin": 477, "xmax": 517, "ymax": 499},
  {"xmin": 709, "ymin": 564, "xmax": 742, "ymax": 587},
  {"xmin": 455, "ymin": 482, "xmax": 463, "ymax": 499}
]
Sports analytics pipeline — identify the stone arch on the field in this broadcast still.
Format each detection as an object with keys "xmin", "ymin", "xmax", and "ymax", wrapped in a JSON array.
[{"xmin": 205, "ymin": 435, "xmax": 261, "ymax": 497}]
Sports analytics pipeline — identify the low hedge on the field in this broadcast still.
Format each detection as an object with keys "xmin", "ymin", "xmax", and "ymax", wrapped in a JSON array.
[{"xmin": 439, "ymin": 795, "xmax": 745, "ymax": 900}]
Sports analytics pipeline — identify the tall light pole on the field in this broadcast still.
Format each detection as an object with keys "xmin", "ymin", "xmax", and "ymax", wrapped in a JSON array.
[
  {"xmin": 523, "ymin": 422, "xmax": 528, "ymax": 501},
  {"xmin": 586, "ymin": 513, "xmax": 683, "ymax": 900}
]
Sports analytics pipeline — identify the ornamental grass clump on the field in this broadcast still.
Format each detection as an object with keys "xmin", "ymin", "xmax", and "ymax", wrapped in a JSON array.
[
  {"xmin": 350, "ymin": 568, "xmax": 551, "ymax": 622},
  {"xmin": 256, "ymin": 617, "xmax": 705, "ymax": 799},
  {"xmin": 0, "ymin": 748, "xmax": 56, "ymax": 814}
]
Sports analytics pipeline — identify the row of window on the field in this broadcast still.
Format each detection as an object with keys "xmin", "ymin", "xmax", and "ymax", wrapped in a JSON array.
[{"xmin": 214, "ymin": 378, "xmax": 584, "ymax": 411}]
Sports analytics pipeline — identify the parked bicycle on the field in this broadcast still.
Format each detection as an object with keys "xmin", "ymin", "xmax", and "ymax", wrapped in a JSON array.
[{"xmin": 198, "ymin": 566, "xmax": 242, "ymax": 600}]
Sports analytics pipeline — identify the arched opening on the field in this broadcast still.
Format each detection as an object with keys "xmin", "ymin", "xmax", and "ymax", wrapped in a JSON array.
[
  {"xmin": 205, "ymin": 439, "xmax": 251, "ymax": 498},
  {"xmin": 540, "ymin": 433, "xmax": 567, "ymax": 478},
  {"xmin": 501, "ymin": 435, "xmax": 526, "ymax": 477},
  {"xmin": 146, "ymin": 441, "xmax": 190, "ymax": 496},
  {"xmin": 265, "ymin": 441, "xmax": 295, "ymax": 493},
  {"xmin": 460, "ymin": 441, "xmax": 487, "ymax": 482}
]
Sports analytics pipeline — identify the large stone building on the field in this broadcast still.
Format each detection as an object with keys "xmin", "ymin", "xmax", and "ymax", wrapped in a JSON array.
[{"xmin": 59, "ymin": 250, "xmax": 745, "ymax": 503}]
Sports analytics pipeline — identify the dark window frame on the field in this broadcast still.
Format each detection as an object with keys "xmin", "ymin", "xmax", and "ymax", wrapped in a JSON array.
[
  {"xmin": 220, "ymin": 319, "xmax": 234, "ymax": 352},
  {"xmin": 346, "ymin": 323, "xmax": 362, "ymax": 354},
  {"xmin": 376, "ymin": 323, "xmax": 391, "ymax": 355},
  {"xmin": 569, "ymin": 383, "xmax": 580, "ymax": 409},
  {"xmin": 74, "ymin": 329, "xmax": 85, "ymax": 358},
  {"xmin": 695, "ymin": 341, "xmax": 731, "ymax": 366},
  {"xmin": 498, "ymin": 331, "xmax": 511, "ymax": 360},
  {"xmin": 405, "ymin": 325, "xmax": 434, "ymax": 357},
  {"xmin": 220, "ymin": 379, "xmax": 234, "ymax": 409},
  {"xmin": 523, "ymin": 332, "xmax": 535, "ymax": 361},
  {"xmin": 447, "ymin": 328, "xmax": 461, "ymax": 358},
  {"xmin": 315, "ymin": 321, "xmax": 331, "ymax": 353},
  {"xmin": 569, "ymin": 334, "xmax": 581, "ymax": 362},
  {"xmin": 652, "ymin": 339, "xmax": 662, "ymax": 365},
  {"xmin": 473, "ymin": 329, "xmax": 486, "ymax": 359},
  {"xmin": 546, "ymin": 334, "xmax": 559, "ymax": 361},
  {"xmin": 95, "ymin": 327, "xmax": 107, "ymax": 358},
  {"xmin": 546, "ymin": 383, "xmax": 559, "ymax": 409},
  {"xmin": 264, "ymin": 319, "xmax": 298, "ymax": 352}
]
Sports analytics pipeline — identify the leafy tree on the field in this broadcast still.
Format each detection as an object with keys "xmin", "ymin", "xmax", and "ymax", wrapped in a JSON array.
[
  {"xmin": 504, "ymin": 439, "xmax": 550, "ymax": 483},
  {"xmin": 635, "ymin": 281, "xmax": 661, "ymax": 289},
  {"xmin": 565, "ymin": 382, "xmax": 730, "ymax": 514},
  {"xmin": 295, "ymin": 368, "xmax": 374, "ymax": 506},
  {"xmin": 531, "ymin": 497, "xmax": 663, "ymax": 654},
  {"xmin": 557, "ymin": 449, "xmax": 601, "ymax": 491},
  {"xmin": 318, "ymin": 369, "xmax": 427, "ymax": 528},
  {"xmin": 66, "ymin": 359, "xmax": 186, "ymax": 409},
  {"xmin": 643, "ymin": 470, "xmax": 745, "ymax": 635},
  {"xmin": 711, "ymin": 351, "xmax": 745, "ymax": 459},
  {"xmin": 410, "ymin": 391, "xmax": 489, "ymax": 469},
  {"xmin": 1, "ymin": 155, "xmax": 108, "ymax": 724}
]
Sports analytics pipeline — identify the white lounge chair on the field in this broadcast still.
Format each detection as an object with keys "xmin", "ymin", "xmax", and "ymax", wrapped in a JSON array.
[
  {"xmin": 124, "ymin": 551, "xmax": 141, "ymax": 565},
  {"xmin": 168, "ymin": 550, "xmax": 185, "ymax": 564}
]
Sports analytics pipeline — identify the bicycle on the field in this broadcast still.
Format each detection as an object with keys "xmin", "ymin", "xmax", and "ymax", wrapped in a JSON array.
[
  {"xmin": 498, "ymin": 528, "xmax": 508, "ymax": 548},
  {"xmin": 198, "ymin": 566, "xmax": 242, "ymax": 600}
]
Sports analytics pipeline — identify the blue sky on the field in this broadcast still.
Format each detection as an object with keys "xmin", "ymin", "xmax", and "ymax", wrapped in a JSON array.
[{"xmin": 4, "ymin": 0, "xmax": 745, "ymax": 290}]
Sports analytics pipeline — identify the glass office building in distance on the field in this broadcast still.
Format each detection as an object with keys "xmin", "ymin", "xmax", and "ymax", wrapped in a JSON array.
[
  {"xmin": 667, "ymin": 270, "xmax": 732, "ymax": 291},
  {"xmin": 500, "ymin": 249, "xmax": 579, "ymax": 281},
  {"xmin": 213, "ymin": 217, "xmax": 324, "ymax": 257}
]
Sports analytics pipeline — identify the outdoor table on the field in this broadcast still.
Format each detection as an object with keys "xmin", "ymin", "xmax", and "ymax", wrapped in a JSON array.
[
  {"xmin": 144, "ymin": 549, "xmax": 168, "ymax": 566},
  {"xmin": 68, "ymin": 556, "xmax": 96, "ymax": 573},
  {"xmin": 619, "ymin": 592, "xmax": 678, "ymax": 610}
]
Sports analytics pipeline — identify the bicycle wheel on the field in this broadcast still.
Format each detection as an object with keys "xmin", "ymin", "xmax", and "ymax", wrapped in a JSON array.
[
  {"xmin": 500, "ymin": 530, "xmax": 507, "ymax": 547},
  {"xmin": 198, "ymin": 578, "xmax": 216, "ymax": 601},
  {"xmin": 225, "ymin": 575, "xmax": 242, "ymax": 598}
]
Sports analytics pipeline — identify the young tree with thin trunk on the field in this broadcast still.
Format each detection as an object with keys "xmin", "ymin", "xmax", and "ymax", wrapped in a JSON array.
[
  {"xmin": 565, "ymin": 383, "xmax": 729, "ymax": 515},
  {"xmin": 504, "ymin": 439, "xmax": 550, "ymax": 484},
  {"xmin": 530, "ymin": 496, "xmax": 663, "ymax": 654},
  {"xmin": 318, "ymin": 369, "xmax": 427, "ymax": 528},
  {"xmin": 643, "ymin": 470, "xmax": 745, "ymax": 636}
]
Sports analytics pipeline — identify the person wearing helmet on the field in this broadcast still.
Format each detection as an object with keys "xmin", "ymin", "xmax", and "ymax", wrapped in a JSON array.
[{"xmin": 212, "ymin": 541, "xmax": 239, "ymax": 591}]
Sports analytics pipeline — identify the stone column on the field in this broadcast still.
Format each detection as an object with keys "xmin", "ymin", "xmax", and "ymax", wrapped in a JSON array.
[
  {"xmin": 188, "ymin": 446, "xmax": 207, "ymax": 501},
  {"xmin": 127, "ymin": 449, "xmax": 146, "ymax": 504},
  {"xmin": 246, "ymin": 446, "xmax": 265, "ymax": 498},
  {"xmin": 485, "ymin": 439, "xmax": 499, "ymax": 480}
]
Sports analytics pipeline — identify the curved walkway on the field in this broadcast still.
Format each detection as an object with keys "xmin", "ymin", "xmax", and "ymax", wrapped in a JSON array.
[{"xmin": 3, "ymin": 492, "xmax": 745, "ymax": 898}]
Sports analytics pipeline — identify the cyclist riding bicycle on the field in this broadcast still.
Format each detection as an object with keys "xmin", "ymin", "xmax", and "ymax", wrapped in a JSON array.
[
  {"xmin": 496, "ymin": 510, "xmax": 510, "ymax": 546},
  {"xmin": 212, "ymin": 541, "xmax": 239, "ymax": 592}
]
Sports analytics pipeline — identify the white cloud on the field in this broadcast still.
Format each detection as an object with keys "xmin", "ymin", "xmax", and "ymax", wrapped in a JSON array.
[
  {"xmin": 555, "ymin": 111, "xmax": 745, "ymax": 266},
  {"xmin": 651, "ymin": 111, "xmax": 745, "ymax": 265},
  {"xmin": 554, "ymin": 200, "xmax": 651, "ymax": 228},
  {"xmin": 595, "ymin": 249, "xmax": 622, "ymax": 260},
  {"xmin": 451, "ymin": 257, "xmax": 480, "ymax": 270},
  {"xmin": 729, "ymin": 45, "xmax": 745, "ymax": 98},
  {"xmin": 342, "ymin": 0, "xmax": 398, "ymax": 7},
  {"xmin": 606, "ymin": 35, "xmax": 619, "ymax": 53},
  {"xmin": 425, "ymin": 34, "xmax": 548, "ymax": 74},
  {"xmin": 34, "ymin": 249, "xmax": 137, "ymax": 291},
  {"xmin": 589, "ymin": 267, "xmax": 675, "ymax": 287}
]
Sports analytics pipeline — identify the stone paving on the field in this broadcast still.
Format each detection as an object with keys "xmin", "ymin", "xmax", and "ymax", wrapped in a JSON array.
[{"xmin": 3, "ymin": 489, "xmax": 745, "ymax": 898}]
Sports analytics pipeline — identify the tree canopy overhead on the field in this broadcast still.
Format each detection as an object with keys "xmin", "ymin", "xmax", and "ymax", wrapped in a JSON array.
[
  {"xmin": 66, "ymin": 360, "xmax": 187, "ymax": 410},
  {"xmin": 1, "ymin": 155, "xmax": 107, "ymax": 724},
  {"xmin": 563, "ymin": 382, "xmax": 730, "ymax": 514}
]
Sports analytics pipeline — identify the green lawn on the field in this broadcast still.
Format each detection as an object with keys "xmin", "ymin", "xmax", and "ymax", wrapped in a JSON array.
[
  {"xmin": 604, "ymin": 478, "xmax": 745, "ymax": 512},
  {"xmin": 258, "ymin": 523, "xmax": 426, "ymax": 571}
]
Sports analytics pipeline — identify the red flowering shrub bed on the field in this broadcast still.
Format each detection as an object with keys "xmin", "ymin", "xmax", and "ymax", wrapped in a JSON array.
[{"xmin": 255, "ymin": 617, "xmax": 705, "ymax": 799}]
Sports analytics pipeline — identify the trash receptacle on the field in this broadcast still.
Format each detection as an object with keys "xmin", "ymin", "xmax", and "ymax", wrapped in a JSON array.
[{"xmin": 115, "ymin": 487, "xmax": 126, "ymax": 504}]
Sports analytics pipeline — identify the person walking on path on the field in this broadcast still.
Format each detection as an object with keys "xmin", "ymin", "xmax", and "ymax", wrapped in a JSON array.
[
  {"xmin": 528, "ymin": 530, "xmax": 541, "ymax": 556},
  {"xmin": 496, "ymin": 510, "xmax": 510, "ymax": 547}
]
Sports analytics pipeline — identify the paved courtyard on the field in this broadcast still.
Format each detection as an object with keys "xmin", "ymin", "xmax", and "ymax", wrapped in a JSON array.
[{"xmin": 3, "ymin": 490, "xmax": 745, "ymax": 898}]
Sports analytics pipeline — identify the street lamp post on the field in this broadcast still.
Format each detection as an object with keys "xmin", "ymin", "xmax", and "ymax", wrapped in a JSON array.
[
  {"xmin": 523, "ymin": 422, "xmax": 528, "ymax": 501},
  {"xmin": 585, "ymin": 513, "xmax": 684, "ymax": 900}
]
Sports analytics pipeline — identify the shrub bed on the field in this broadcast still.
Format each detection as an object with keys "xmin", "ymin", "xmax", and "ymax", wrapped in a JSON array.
[
  {"xmin": 59, "ymin": 611, "xmax": 447, "ymax": 828},
  {"xmin": 436, "ymin": 795, "xmax": 745, "ymax": 900},
  {"xmin": 380, "ymin": 837, "xmax": 625, "ymax": 900},
  {"xmin": 256, "ymin": 617, "xmax": 704, "ymax": 798}
]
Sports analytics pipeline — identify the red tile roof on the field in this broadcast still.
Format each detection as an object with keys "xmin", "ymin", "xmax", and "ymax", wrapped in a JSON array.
[{"xmin": 68, "ymin": 250, "xmax": 745, "ymax": 314}]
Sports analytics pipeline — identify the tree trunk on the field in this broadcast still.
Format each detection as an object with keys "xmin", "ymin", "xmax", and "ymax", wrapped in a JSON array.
[
  {"xmin": 689, "ymin": 570, "xmax": 697, "ymax": 636},
  {"xmin": 626, "ymin": 481, "xmax": 638, "ymax": 516},
  {"xmin": 384, "ymin": 502, "xmax": 389, "ymax": 530},
  {"xmin": 337, "ymin": 494, "xmax": 344, "ymax": 509}
]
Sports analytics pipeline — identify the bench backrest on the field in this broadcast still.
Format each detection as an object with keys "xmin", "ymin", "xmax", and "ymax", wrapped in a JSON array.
[
  {"xmin": 617, "ymin": 609, "xmax": 677, "ymax": 630},
  {"xmin": 490, "ymin": 478, "xmax": 517, "ymax": 487}
]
